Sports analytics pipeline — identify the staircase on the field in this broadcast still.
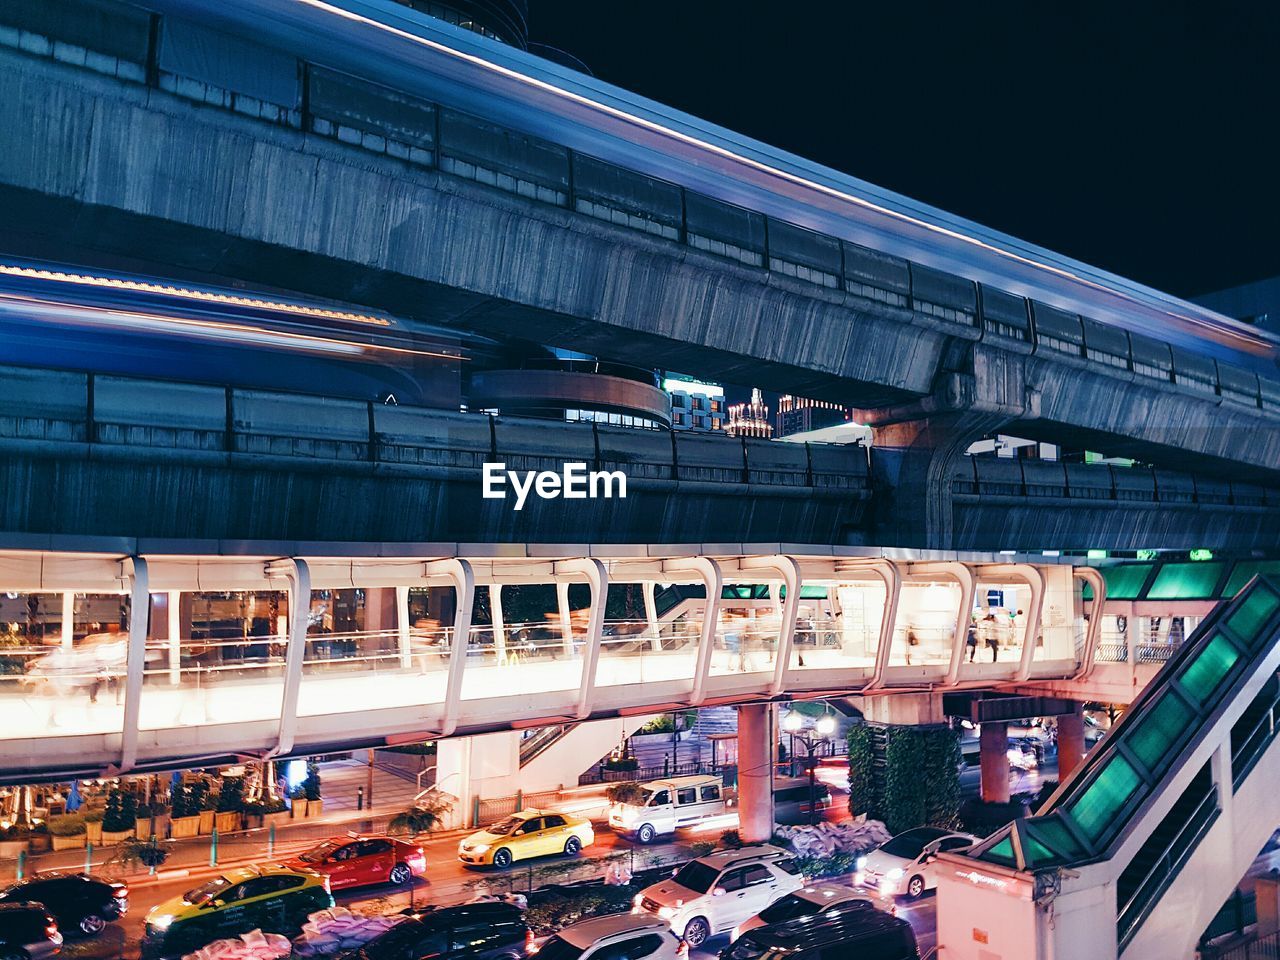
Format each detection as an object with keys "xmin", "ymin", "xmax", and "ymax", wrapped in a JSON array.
[
  {"xmin": 936, "ymin": 575, "xmax": 1280, "ymax": 960},
  {"xmin": 692, "ymin": 706, "xmax": 738, "ymax": 737}
]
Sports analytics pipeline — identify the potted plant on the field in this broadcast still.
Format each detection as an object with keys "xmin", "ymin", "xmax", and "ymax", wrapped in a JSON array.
[
  {"xmin": 301, "ymin": 761, "xmax": 323, "ymax": 817},
  {"xmin": 48, "ymin": 813, "xmax": 87, "ymax": 851},
  {"xmin": 243, "ymin": 796, "xmax": 289, "ymax": 829},
  {"xmin": 0, "ymin": 824, "xmax": 30, "ymax": 859},
  {"xmin": 215, "ymin": 777, "xmax": 245, "ymax": 833},
  {"xmin": 193, "ymin": 781, "xmax": 216, "ymax": 835},
  {"xmin": 169, "ymin": 786, "xmax": 200, "ymax": 840},
  {"xmin": 101, "ymin": 788, "xmax": 137, "ymax": 844},
  {"xmin": 84, "ymin": 809, "xmax": 105, "ymax": 845}
]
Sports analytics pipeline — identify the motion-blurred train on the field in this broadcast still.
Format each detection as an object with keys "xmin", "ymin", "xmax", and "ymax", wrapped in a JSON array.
[{"xmin": 0, "ymin": 259, "xmax": 482, "ymax": 407}]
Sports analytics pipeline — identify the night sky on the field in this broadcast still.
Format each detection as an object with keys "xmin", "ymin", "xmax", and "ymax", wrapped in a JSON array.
[{"xmin": 529, "ymin": 3, "xmax": 1278, "ymax": 299}]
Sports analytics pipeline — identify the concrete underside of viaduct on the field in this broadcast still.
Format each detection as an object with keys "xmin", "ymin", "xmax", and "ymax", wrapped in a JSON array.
[
  {"xmin": 2, "ymin": 51, "xmax": 1280, "ymax": 488},
  {"xmin": 1, "ymin": 441, "xmax": 1277, "ymax": 551}
]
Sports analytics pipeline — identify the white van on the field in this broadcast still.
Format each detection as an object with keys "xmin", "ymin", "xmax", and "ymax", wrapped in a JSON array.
[{"xmin": 608, "ymin": 774, "xmax": 726, "ymax": 843}]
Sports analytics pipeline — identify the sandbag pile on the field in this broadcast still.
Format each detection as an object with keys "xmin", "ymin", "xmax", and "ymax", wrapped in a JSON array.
[
  {"xmin": 775, "ymin": 817, "xmax": 892, "ymax": 857},
  {"xmin": 182, "ymin": 929, "xmax": 291, "ymax": 960},
  {"xmin": 291, "ymin": 908, "xmax": 407, "ymax": 957}
]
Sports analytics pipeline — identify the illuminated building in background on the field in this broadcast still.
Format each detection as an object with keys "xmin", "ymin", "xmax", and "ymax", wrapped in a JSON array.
[
  {"xmin": 664, "ymin": 376, "xmax": 726, "ymax": 432},
  {"xmin": 775, "ymin": 395, "xmax": 853, "ymax": 438},
  {"xmin": 726, "ymin": 388, "xmax": 773, "ymax": 438}
]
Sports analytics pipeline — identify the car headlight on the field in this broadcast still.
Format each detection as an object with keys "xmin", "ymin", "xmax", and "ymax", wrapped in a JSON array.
[
  {"xmin": 658, "ymin": 906, "xmax": 677, "ymax": 920},
  {"xmin": 471, "ymin": 844, "xmax": 490, "ymax": 854},
  {"xmin": 148, "ymin": 914, "xmax": 175, "ymax": 932},
  {"xmin": 886, "ymin": 867, "xmax": 905, "ymax": 881},
  {"xmin": 856, "ymin": 856, "xmax": 868, "ymax": 871},
  {"xmin": 633, "ymin": 893, "xmax": 644, "ymax": 908}
]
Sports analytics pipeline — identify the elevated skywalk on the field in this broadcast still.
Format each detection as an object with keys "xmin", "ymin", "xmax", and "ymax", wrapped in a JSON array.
[
  {"xmin": 936, "ymin": 575, "xmax": 1280, "ymax": 960},
  {"xmin": 0, "ymin": 545, "xmax": 1093, "ymax": 782}
]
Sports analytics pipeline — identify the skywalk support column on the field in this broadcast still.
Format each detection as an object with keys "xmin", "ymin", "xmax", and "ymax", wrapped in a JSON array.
[
  {"xmin": 980, "ymin": 720, "xmax": 1011, "ymax": 804},
  {"xmin": 863, "ymin": 378, "xmax": 1011, "ymax": 549},
  {"xmin": 737, "ymin": 702, "xmax": 775, "ymax": 844},
  {"xmin": 1057, "ymin": 701, "xmax": 1086, "ymax": 780}
]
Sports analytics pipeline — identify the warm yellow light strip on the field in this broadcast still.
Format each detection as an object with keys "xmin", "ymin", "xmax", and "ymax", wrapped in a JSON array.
[
  {"xmin": 295, "ymin": 0, "xmax": 1270, "ymax": 353},
  {"xmin": 0, "ymin": 294, "xmax": 464, "ymax": 361},
  {"xmin": 0, "ymin": 263, "xmax": 393, "ymax": 327}
]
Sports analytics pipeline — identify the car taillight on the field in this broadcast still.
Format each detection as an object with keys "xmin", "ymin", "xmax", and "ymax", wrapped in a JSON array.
[
  {"xmin": 525, "ymin": 930, "xmax": 539, "ymax": 955},
  {"xmin": 113, "ymin": 886, "xmax": 129, "ymax": 899},
  {"xmin": 676, "ymin": 939, "xmax": 689, "ymax": 959}
]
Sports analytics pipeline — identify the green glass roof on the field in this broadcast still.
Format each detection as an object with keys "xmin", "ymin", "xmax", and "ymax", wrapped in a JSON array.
[
  {"xmin": 1224, "ymin": 563, "xmax": 1280, "ymax": 598},
  {"xmin": 1068, "ymin": 754, "xmax": 1143, "ymax": 845},
  {"xmin": 983, "ymin": 835, "xmax": 1015, "ymax": 865},
  {"xmin": 1178, "ymin": 633, "xmax": 1240, "ymax": 706},
  {"xmin": 1148, "ymin": 562, "xmax": 1227, "ymax": 600},
  {"xmin": 1228, "ymin": 585, "xmax": 1280, "ymax": 648},
  {"xmin": 1128, "ymin": 692, "xmax": 1194, "ymax": 776},
  {"xmin": 1083, "ymin": 564, "xmax": 1153, "ymax": 600}
]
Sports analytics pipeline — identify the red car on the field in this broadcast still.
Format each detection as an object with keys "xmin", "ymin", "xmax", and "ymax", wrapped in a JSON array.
[{"xmin": 283, "ymin": 835, "xmax": 426, "ymax": 890}]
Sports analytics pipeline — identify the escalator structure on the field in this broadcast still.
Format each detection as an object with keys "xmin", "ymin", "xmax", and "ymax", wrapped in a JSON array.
[{"xmin": 936, "ymin": 575, "xmax": 1280, "ymax": 960}]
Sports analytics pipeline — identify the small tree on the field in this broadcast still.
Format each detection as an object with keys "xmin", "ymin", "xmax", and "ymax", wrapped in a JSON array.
[
  {"xmin": 388, "ymin": 791, "xmax": 454, "ymax": 836},
  {"xmin": 217, "ymin": 777, "xmax": 247, "ymax": 813},
  {"xmin": 102, "ymin": 788, "xmax": 137, "ymax": 833},
  {"xmin": 604, "ymin": 782, "xmax": 647, "ymax": 805},
  {"xmin": 302, "ymin": 761, "xmax": 322, "ymax": 802}
]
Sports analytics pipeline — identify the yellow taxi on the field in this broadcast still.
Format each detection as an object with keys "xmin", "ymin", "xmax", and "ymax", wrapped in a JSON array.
[
  {"xmin": 457, "ymin": 808, "xmax": 595, "ymax": 868},
  {"xmin": 141, "ymin": 865, "xmax": 332, "ymax": 959}
]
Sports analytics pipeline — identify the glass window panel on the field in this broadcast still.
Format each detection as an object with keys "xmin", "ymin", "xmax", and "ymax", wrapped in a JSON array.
[
  {"xmin": 981, "ymin": 836, "xmax": 1016, "ymax": 865},
  {"xmin": 1068, "ymin": 755, "xmax": 1142, "ymax": 844},
  {"xmin": 1030, "ymin": 817, "xmax": 1083, "ymax": 859},
  {"xmin": 1179, "ymin": 633, "xmax": 1241, "ymax": 706},
  {"xmin": 1128, "ymin": 693, "xmax": 1195, "ymax": 774},
  {"xmin": 1024, "ymin": 835, "xmax": 1055, "ymax": 866},
  {"xmin": 1227, "ymin": 587, "xmax": 1280, "ymax": 646},
  {"xmin": 1096, "ymin": 564, "xmax": 1154, "ymax": 600},
  {"xmin": 1223, "ymin": 563, "xmax": 1280, "ymax": 598},
  {"xmin": 1148, "ymin": 562, "xmax": 1226, "ymax": 600}
]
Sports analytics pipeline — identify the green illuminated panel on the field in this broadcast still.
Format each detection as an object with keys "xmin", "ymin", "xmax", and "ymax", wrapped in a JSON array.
[
  {"xmin": 982, "ymin": 835, "xmax": 1016, "ymax": 865},
  {"xmin": 1227, "ymin": 587, "xmax": 1280, "ymax": 647},
  {"xmin": 799, "ymin": 585, "xmax": 828, "ymax": 599},
  {"xmin": 1024, "ymin": 835, "xmax": 1055, "ymax": 866},
  {"xmin": 1179, "ymin": 634, "xmax": 1241, "ymax": 705},
  {"xmin": 1086, "ymin": 564, "xmax": 1154, "ymax": 601},
  {"xmin": 1029, "ymin": 817, "xmax": 1084, "ymax": 861},
  {"xmin": 1129, "ymin": 693, "xmax": 1195, "ymax": 775},
  {"xmin": 1068, "ymin": 755, "xmax": 1142, "ymax": 844},
  {"xmin": 1148, "ymin": 562, "xmax": 1226, "ymax": 600},
  {"xmin": 1224, "ymin": 563, "xmax": 1280, "ymax": 598}
]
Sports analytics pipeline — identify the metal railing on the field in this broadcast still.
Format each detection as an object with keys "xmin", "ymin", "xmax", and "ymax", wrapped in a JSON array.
[
  {"xmin": 1117, "ymin": 783, "xmax": 1221, "ymax": 949},
  {"xmin": 1210, "ymin": 929, "xmax": 1280, "ymax": 960}
]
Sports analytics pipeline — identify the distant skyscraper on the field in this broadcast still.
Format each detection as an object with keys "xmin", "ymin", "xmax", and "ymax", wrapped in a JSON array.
[
  {"xmin": 775, "ymin": 395, "xmax": 853, "ymax": 438},
  {"xmin": 726, "ymin": 388, "xmax": 773, "ymax": 438}
]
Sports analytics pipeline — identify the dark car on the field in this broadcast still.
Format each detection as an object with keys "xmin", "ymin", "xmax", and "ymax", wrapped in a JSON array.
[
  {"xmin": 346, "ymin": 902, "xmax": 527, "ymax": 960},
  {"xmin": 0, "ymin": 902, "xmax": 63, "ymax": 960},
  {"xmin": 0, "ymin": 874, "xmax": 128, "ymax": 938},
  {"xmin": 721, "ymin": 906, "xmax": 919, "ymax": 960}
]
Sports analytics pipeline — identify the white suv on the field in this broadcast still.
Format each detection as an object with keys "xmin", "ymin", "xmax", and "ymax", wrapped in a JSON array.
[
  {"xmin": 533, "ymin": 914, "xmax": 684, "ymax": 960},
  {"xmin": 633, "ymin": 845, "xmax": 803, "ymax": 948}
]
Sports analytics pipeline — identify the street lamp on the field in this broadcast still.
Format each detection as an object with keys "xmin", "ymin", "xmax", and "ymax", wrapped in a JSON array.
[{"xmin": 781, "ymin": 711, "xmax": 837, "ymax": 824}]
